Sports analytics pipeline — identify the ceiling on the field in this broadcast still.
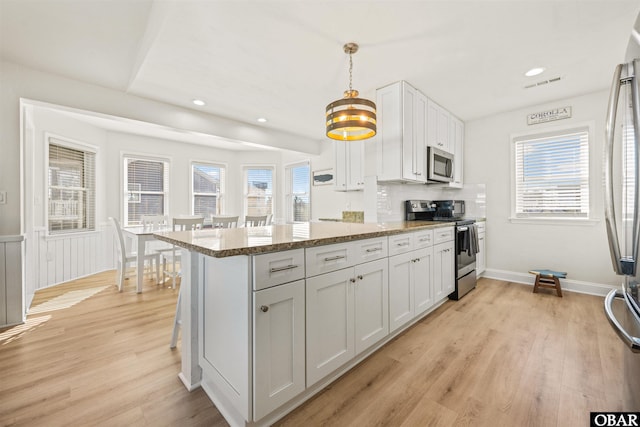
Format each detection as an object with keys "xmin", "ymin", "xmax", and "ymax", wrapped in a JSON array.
[{"xmin": 2, "ymin": 0, "xmax": 639, "ymax": 149}]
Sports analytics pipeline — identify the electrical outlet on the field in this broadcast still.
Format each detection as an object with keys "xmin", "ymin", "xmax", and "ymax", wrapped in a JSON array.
[{"xmin": 0, "ymin": 191, "xmax": 6, "ymax": 204}]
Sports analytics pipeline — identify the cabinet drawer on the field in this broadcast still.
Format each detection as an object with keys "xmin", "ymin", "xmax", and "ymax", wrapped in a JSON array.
[
  {"xmin": 413, "ymin": 229, "xmax": 434, "ymax": 248},
  {"xmin": 353, "ymin": 237, "xmax": 388, "ymax": 263},
  {"xmin": 388, "ymin": 233, "xmax": 413, "ymax": 256},
  {"xmin": 433, "ymin": 227, "xmax": 454, "ymax": 244},
  {"xmin": 476, "ymin": 222, "xmax": 485, "ymax": 234},
  {"xmin": 253, "ymin": 249, "xmax": 305, "ymax": 290},
  {"xmin": 305, "ymin": 242, "xmax": 353, "ymax": 277}
]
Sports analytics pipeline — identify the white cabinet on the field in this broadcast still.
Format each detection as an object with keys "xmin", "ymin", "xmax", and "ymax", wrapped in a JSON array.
[
  {"xmin": 376, "ymin": 81, "xmax": 427, "ymax": 183},
  {"xmin": 253, "ymin": 249, "xmax": 305, "ymax": 290},
  {"xmin": 306, "ymin": 258, "xmax": 388, "ymax": 386},
  {"xmin": 476, "ymin": 222, "xmax": 486, "ymax": 276},
  {"xmin": 388, "ymin": 230, "xmax": 435, "ymax": 333},
  {"xmin": 449, "ymin": 115, "xmax": 464, "ymax": 188},
  {"xmin": 253, "ymin": 280, "xmax": 306, "ymax": 420},
  {"xmin": 334, "ymin": 140, "xmax": 364, "ymax": 191},
  {"xmin": 433, "ymin": 240, "xmax": 455, "ymax": 300},
  {"xmin": 427, "ymin": 99, "xmax": 451, "ymax": 152}
]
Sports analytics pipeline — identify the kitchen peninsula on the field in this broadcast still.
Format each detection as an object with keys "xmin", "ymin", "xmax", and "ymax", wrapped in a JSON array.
[{"xmin": 154, "ymin": 221, "xmax": 455, "ymax": 427}]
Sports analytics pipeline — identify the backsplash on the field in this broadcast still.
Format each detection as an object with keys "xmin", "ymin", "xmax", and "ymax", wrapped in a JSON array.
[{"xmin": 375, "ymin": 183, "xmax": 486, "ymax": 222}]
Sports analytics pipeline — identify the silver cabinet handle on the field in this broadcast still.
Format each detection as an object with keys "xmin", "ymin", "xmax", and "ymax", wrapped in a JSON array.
[
  {"xmin": 604, "ymin": 63, "xmax": 627, "ymax": 275},
  {"xmin": 324, "ymin": 255, "xmax": 346, "ymax": 261},
  {"xmin": 604, "ymin": 289, "xmax": 640, "ymax": 352},
  {"xmin": 396, "ymin": 242, "xmax": 410, "ymax": 247},
  {"xmin": 419, "ymin": 237, "xmax": 430, "ymax": 242},
  {"xmin": 260, "ymin": 305, "xmax": 269, "ymax": 312},
  {"xmin": 350, "ymin": 278, "xmax": 356, "ymax": 283},
  {"xmin": 269, "ymin": 264, "xmax": 299, "ymax": 273},
  {"xmin": 357, "ymin": 275, "xmax": 363, "ymax": 280},
  {"xmin": 365, "ymin": 247, "xmax": 381, "ymax": 253}
]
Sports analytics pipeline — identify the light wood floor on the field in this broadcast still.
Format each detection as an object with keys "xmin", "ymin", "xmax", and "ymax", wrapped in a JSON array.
[{"xmin": 0, "ymin": 274, "xmax": 622, "ymax": 426}]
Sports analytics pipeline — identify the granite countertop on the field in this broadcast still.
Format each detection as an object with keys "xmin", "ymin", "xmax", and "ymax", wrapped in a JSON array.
[{"xmin": 153, "ymin": 220, "xmax": 454, "ymax": 258}]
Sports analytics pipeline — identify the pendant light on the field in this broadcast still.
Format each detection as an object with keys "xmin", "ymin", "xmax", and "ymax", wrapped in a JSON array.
[{"xmin": 325, "ymin": 42, "xmax": 377, "ymax": 141}]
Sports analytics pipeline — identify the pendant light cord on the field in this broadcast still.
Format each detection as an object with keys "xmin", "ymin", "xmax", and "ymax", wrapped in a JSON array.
[{"xmin": 348, "ymin": 52, "xmax": 353, "ymax": 93}]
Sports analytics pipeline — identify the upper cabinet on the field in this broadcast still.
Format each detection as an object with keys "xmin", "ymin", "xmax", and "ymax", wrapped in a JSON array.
[
  {"xmin": 449, "ymin": 115, "xmax": 464, "ymax": 188},
  {"xmin": 427, "ymin": 99, "xmax": 450, "ymax": 152},
  {"xmin": 376, "ymin": 81, "xmax": 427, "ymax": 183},
  {"xmin": 334, "ymin": 140, "xmax": 365, "ymax": 191},
  {"xmin": 376, "ymin": 81, "xmax": 464, "ymax": 186}
]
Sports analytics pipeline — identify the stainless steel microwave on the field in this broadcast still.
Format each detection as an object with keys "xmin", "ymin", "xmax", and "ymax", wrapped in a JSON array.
[{"xmin": 427, "ymin": 146, "xmax": 454, "ymax": 183}]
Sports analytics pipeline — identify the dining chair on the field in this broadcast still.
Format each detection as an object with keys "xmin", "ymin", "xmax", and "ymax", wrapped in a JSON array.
[
  {"xmin": 141, "ymin": 214, "xmax": 168, "ymax": 227},
  {"xmin": 244, "ymin": 215, "xmax": 268, "ymax": 227},
  {"xmin": 161, "ymin": 216, "xmax": 205, "ymax": 288},
  {"xmin": 109, "ymin": 217, "xmax": 160, "ymax": 292},
  {"xmin": 211, "ymin": 215, "xmax": 239, "ymax": 228}
]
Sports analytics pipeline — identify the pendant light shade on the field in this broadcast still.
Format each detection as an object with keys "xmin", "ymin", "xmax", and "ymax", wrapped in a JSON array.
[{"xmin": 325, "ymin": 43, "xmax": 377, "ymax": 141}]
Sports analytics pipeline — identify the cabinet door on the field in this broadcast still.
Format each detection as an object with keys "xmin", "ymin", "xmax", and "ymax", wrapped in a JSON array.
[
  {"xmin": 414, "ymin": 247, "xmax": 434, "ymax": 316},
  {"xmin": 347, "ymin": 140, "xmax": 365, "ymax": 190},
  {"xmin": 306, "ymin": 268, "xmax": 355, "ymax": 386},
  {"xmin": 388, "ymin": 251, "xmax": 415, "ymax": 333},
  {"xmin": 427, "ymin": 99, "xmax": 451, "ymax": 152},
  {"xmin": 433, "ymin": 241, "xmax": 455, "ymax": 300},
  {"xmin": 402, "ymin": 83, "xmax": 417, "ymax": 181},
  {"xmin": 414, "ymin": 91, "xmax": 428, "ymax": 182},
  {"xmin": 254, "ymin": 280, "xmax": 306, "ymax": 420},
  {"xmin": 354, "ymin": 258, "xmax": 389, "ymax": 355},
  {"xmin": 477, "ymin": 232, "xmax": 486, "ymax": 276},
  {"xmin": 449, "ymin": 116, "xmax": 464, "ymax": 187},
  {"xmin": 334, "ymin": 141, "xmax": 348, "ymax": 191}
]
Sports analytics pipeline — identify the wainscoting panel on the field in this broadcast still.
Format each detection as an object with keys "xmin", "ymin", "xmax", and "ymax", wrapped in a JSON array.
[
  {"xmin": 1, "ymin": 235, "xmax": 25, "ymax": 328},
  {"xmin": 26, "ymin": 223, "xmax": 115, "ymax": 309}
]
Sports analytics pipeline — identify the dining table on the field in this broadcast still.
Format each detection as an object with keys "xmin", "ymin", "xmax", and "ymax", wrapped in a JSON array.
[{"xmin": 121, "ymin": 224, "xmax": 173, "ymax": 293}]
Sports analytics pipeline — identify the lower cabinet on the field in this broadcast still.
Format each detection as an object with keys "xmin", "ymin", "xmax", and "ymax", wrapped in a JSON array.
[
  {"xmin": 253, "ymin": 280, "xmax": 306, "ymax": 420},
  {"xmin": 433, "ymin": 241, "xmax": 455, "ymax": 300},
  {"xmin": 388, "ymin": 247, "xmax": 434, "ymax": 333},
  {"xmin": 306, "ymin": 258, "xmax": 388, "ymax": 386},
  {"xmin": 477, "ymin": 224, "xmax": 486, "ymax": 276}
]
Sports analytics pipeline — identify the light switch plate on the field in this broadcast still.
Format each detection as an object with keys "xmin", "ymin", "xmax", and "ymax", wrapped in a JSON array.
[{"xmin": 0, "ymin": 191, "xmax": 6, "ymax": 204}]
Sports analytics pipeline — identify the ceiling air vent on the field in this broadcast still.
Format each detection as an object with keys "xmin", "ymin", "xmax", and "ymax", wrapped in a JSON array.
[{"xmin": 524, "ymin": 76, "xmax": 562, "ymax": 89}]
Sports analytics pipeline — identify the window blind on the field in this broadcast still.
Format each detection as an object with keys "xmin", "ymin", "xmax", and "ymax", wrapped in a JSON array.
[
  {"xmin": 288, "ymin": 163, "xmax": 310, "ymax": 222},
  {"xmin": 245, "ymin": 167, "xmax": 273, "ymax": 216},
  {"xmin": 48, "ymin": 141, "xmax": 96, "ymax": 233},
  {"xmin": 192, "ymin": 163, "xmax": 225, "ymax": 217},
  {"xmin": 514, "ymin": 130, "xmax": 589, "ymax": 218},
  {"xmin": 125, "ymin": 157, "xmax": 169, "ymax": 225}
]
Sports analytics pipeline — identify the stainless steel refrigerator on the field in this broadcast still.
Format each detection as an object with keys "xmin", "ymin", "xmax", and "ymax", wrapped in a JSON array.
[{"xmin": 604, "ymin": 13, "xmax": 640, "ymax": 412}]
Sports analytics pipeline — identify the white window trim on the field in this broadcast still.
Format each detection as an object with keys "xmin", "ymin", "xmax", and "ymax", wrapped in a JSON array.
[
  {"xmin": 242, "ymin": 164, "xmax": 276, "ymax": 220},
  {"xmin": 285, "ymin": 160, "xmax": 311, "ymax": 223},
  {"xmin": 190, "ymin": 160, "xmax": 227, "ymax": 217},
  {"xmin": 509, "ymin": 121, "xmax": 599, "ymax": 225},
  {"xmin": 121, "ymin": 152, "xmax": 171, "ymax": 226},
  {"xmin": 45, "ymin": 133, "xmax": 98, "ymax": 236}
]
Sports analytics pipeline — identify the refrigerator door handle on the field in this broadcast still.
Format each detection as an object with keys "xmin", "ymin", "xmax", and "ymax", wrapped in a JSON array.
[
  {"xmin": 631, "ymin": 59, "xmax": 640, "ymax": 274},
  {"xmin": 604, "ymin": 289, "xmax": 640, "ymax": 353},
  {"xmin": 604, "ymin": 63, "xmax": 630, "ymax": 275}
]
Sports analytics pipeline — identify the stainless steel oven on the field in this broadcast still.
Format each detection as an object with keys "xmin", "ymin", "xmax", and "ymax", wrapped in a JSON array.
[{"xmin": 405, "ymin": 200, "xmax": 479, "ymax": 300}]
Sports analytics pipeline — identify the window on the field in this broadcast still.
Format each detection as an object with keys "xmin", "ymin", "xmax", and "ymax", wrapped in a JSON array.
[
  {"xmin": 243, "ymin": 166, "xmax": 274, "ymax": 217},
  {"xmin": 192, "ymin": 162, "xmax": 225, "ymax": 217},
  {"xmin": 124, "ymin": 156, "xmax": 169, "ymax": 226},
  {"xmin": 286, "ymin": 162, "xmax": 310, "ymax": 222},
  {"xmin": 513, "ymin": 127, "xmax": 589, "ymax": 219},
  {"xmin": 48, "ymin": 138, "xmax": 96, "ymax": 234}
]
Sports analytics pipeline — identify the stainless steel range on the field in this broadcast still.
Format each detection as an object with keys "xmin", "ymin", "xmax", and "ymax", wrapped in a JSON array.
[{"xmin": 405, "ymin": 200, "xmax": 479, "ymax": 300}]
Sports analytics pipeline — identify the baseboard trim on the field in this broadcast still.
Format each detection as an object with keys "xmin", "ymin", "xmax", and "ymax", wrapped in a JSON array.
[
  {"xmin": 482, "ymin": 268, "xmax": 617, "ymax": 297},
  {"xmin": 178, "ymin": 372, "xmax": 201, "ymax": 392}
]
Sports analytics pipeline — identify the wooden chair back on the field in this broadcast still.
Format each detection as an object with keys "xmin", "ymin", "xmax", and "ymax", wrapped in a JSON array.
[
  {"xmin": 141, "ymin": 215, "xmax": 168, "ymax": 227},
  {"xmin": 244, "ymin": 215, "xmax": 268, "ymax": 227},
  {"xmin": 173, "ymin": 216, "xmax": 204, "ymax": 231},
  {"xmin": 211, "ymin": 215, "xmax": 239, "ymax": 228}
]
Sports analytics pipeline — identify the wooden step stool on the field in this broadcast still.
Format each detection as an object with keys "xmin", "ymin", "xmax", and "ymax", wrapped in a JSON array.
[{"xmin": 529, "ymin": 269, "xmax": 566, "ymax": 297}]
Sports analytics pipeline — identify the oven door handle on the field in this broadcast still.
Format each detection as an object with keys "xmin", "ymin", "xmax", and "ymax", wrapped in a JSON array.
[
  {"xmin": 457, "ymin": 226, "xmax": 468, "ymax": 232},
  {"xmin": 604, "ymin": 289, "xmax": 640, "ymax": 353}
]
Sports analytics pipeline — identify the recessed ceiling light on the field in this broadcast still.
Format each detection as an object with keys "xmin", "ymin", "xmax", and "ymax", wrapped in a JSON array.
[
  {"xmin": 525, "ymin": 67, "xmax": 546, "ymax": 77},
  {"xmin": 192, "ymin": 99, "xmax": 206, "ymax": 106},
  {"xmin": 257, "ymin": 117, "xmax": 268, "ymax": 123}
]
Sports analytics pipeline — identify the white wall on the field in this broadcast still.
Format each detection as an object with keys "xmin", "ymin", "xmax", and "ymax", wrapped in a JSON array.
[
  {"xmin": 465, "ymin": 89, "xmax": 618, "ymax": 287},
  {"xmin": 0, "ymin": 60, "xmax": 322, "ymax": 236}
]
